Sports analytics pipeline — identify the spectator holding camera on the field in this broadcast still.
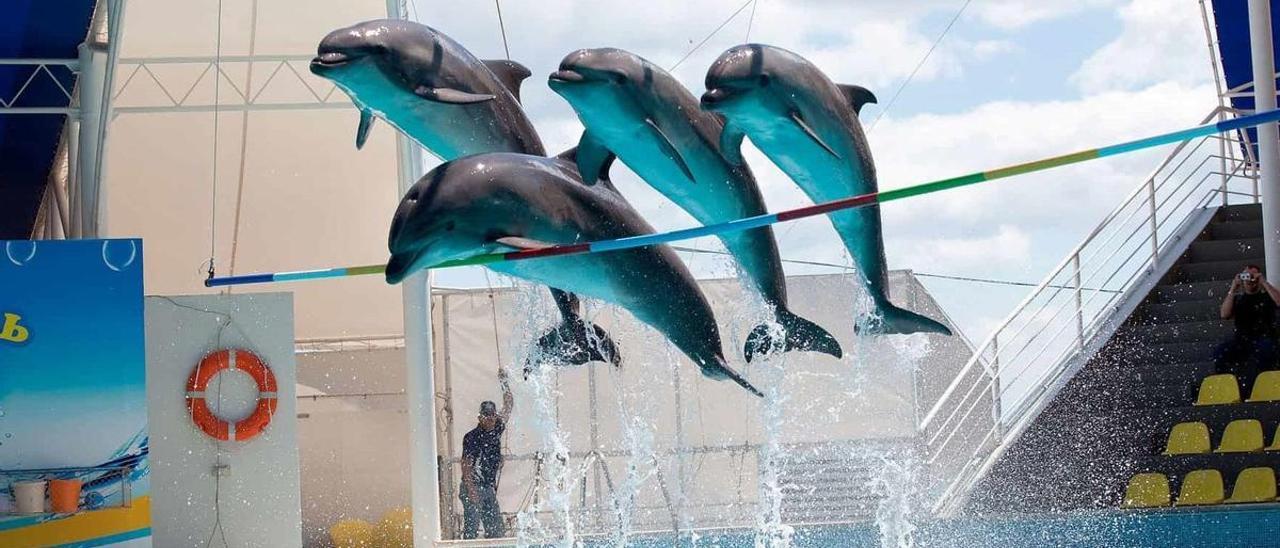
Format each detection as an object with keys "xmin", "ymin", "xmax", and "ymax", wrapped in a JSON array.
[{"xmin": 1215, "ymin": 264, "xmax": 1280, "ymax": 392}]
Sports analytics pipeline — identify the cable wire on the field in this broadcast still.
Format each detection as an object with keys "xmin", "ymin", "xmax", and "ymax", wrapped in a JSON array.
[
  {"xmin": 206, "ymin": 0, "xmax": 225, "ymax": 282},
  {"xmin": 669, "ymin": 0, "xmax": 756, "ymax": 72},
  {"xmin": 494, "ymin": 0, "xmax": 511, "ymax": 60},
  {"xmin": 669, "ymin": 245, "xmax": 1118, "ymax": 292},
  {"xmin": 745, "ymin": 0, "xmax": 759, "ymax": 42},
  {"xmin": 867, "ymin": 0, "xmax": 972, "ymax": 133}
]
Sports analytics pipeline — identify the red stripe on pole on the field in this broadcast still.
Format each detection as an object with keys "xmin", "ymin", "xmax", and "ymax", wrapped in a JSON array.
[
  {"xmin": 776, "ymin": 193, "xmax": 880, "ymax": 222},
  {"xmin": 504, "ymin": 243, "xmax": 590, "ymax": 260}
]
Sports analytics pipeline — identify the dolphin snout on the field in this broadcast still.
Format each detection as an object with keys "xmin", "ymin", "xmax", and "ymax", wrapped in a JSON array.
[
  {"xmin": 310, "ymin": 51, "xmax": 353, "ymax": 74},
  {"xmin": 384, "ymin": 248, "xmax": 422, "ymax": 285},
  {"xmin": 701, "ymin": 88, "xmax": 731, "ymax": 108},
  {"xmin": 549, "ymin": 69, "xmax": 585, "ymax": 84}
]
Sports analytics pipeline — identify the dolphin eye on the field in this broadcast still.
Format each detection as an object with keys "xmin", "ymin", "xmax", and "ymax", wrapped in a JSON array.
[{"xmin": 758, "ymin": 75, "xmax": 771, "ymax": 87}]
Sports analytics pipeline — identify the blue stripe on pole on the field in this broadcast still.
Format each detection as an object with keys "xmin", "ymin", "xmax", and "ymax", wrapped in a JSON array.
[
  {"xmin": 204, "ymin": 273, "xmax": 274, "ymax": 287},
  {"xmin": 590, "ymin": 213, "xmax": 781, "ymax": 253}
]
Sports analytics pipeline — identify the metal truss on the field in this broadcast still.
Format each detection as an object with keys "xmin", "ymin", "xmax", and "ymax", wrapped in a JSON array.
[
  {"xmin": 0, "ymin": 59, "xmax": 79, "ymax": 115},
  {"xmin": 112, "ymin": 54, "xmax": 352, "ymax": 115}
]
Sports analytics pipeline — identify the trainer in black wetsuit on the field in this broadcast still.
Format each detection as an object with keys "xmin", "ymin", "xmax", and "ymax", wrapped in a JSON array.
[
  {"xmin": 1214, "ymin": 264, "xmax": 1280, "ymax": 393},
  {"xmin": 459, "ymin": 368, "xmax": 513, "ymax": 539}
]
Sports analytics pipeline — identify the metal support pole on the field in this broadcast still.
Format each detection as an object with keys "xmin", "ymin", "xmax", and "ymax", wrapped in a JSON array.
[
  {"xmin": 75, "ymin": 40, "xmax": 107, "ymax": 237},
  {"xmin": 385, "ymin": 3, "xmax": 438, "ymax": 545},
  {"xmin": 1250, "ymin": 0, "xmax": 1280, "ymax": 279}
]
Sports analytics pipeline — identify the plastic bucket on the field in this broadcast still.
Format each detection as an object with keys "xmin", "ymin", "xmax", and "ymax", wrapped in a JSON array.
[
  {"xmin": 49, "ymin": 479, "xmax": 81, "ymax": 513},
  {"xmin": 12, "ymin": 480, "xmax": 46, "ymax": 514}
]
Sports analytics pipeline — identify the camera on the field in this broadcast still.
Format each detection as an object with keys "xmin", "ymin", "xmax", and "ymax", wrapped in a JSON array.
[{"xmin": 1240, "ymin": 272, "xmax": 1256, "ymax": 282}]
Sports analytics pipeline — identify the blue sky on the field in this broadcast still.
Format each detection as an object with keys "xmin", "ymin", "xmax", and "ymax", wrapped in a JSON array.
[{"xmin": 411, "ymin": 0, "xmax": 1220, "ymax": 341}]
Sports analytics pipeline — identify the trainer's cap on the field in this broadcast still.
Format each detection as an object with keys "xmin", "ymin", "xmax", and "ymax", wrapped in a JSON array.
[{"xmin": 479, "ymin": 401, "xmax": 498, "ymax": 416}]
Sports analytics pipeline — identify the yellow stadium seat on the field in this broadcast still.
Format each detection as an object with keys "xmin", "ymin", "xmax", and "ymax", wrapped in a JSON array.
[
  {"xmin": 376, "ymin": 507, "xmax": 413, "ymax": 548},
  {"xmin": 329, "ymin": 519, "xmax": 375, "ymax": 548},
  {"xmin": 1225, "ymin": 467, "xmax": 1278, "ymax": 504},
  {"xmin": 1247, "ymin": 371, "xmax": 1280, "ymax": 402},
  {"xmin": 1216, "ymin": 419, "xmax": 1265, "ymax": 453},
  {"xmin": 1195, "ymin": 374, "xmax": 1241, "ymax": 406},
  {"xmin": 1121, "ymin": 473, "xmax": 1170, "ymax": 509},
  {"xmin": 1268, "ymin": 424, "xmax": 1280, "ymax": 452},
  {"xmin": 1163, "ymin": 422, "xmax": 1211, "ymax": 455},
  {"xmin": 1176, "ymin": 469, "xmax": 1224, "ymax": 506}
]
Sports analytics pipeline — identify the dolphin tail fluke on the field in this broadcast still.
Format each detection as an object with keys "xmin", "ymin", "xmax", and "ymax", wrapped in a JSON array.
[
  {"xmin": 877, "ymin": 302, "xmax": 953, "ymax": 336},
  {"xmin": 524, "ymin": 290, "xmax": 621, "ymax": 376},
  {"xmin": 744, "ymin": 309, "xmax": 843, "ymax": 362},
  {"xmin": 526, "ymin": 316, "xmax": 621, "ymax": 376}
]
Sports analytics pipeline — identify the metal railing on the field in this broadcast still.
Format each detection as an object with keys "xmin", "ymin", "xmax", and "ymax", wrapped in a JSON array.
[{"xmin": 919, "ymin": 106, "xmax": 1261, "ymax": 516}]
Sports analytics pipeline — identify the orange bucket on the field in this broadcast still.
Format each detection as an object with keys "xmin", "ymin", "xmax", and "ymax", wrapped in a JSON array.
[{"xmin": 48, "ymin": 479, "xmax": 81, "ymax": 513}]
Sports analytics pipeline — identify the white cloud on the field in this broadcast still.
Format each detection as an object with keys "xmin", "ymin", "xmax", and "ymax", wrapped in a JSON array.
[
  {"xmin": 969, "ymin": 0, "xmax": 1122, "ymax": 30},
  {"xmin": 898, "ymin": 224, "xmax": 1032, "ymax": 272},
  {"xmin": 1071, "ymin": 0, "xmax": 1210, "ymax": 93}
]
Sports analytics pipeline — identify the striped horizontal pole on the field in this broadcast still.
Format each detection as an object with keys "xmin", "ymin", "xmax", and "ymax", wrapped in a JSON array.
[{"xmin": 205, "ymin": 109, "xmax": 1279, "ymax": 288}]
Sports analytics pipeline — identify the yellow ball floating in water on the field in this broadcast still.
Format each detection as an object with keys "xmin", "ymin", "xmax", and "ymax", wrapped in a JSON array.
[
  {"xmin": 376, "ymin": 507, "xmax": 414, "ymax": 548},
  {"xmin": 329, "ymin": 519, "xmax": 374, "ymax": 547}
]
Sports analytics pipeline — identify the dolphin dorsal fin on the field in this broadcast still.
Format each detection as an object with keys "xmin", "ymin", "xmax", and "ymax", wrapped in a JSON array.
[
  {"xmin": 557, "ymin": 140, "xmax": 619, "ymax": 192},
  {"xmin": 837, "ymin": 84, "xmax": 877, "ymax": 115},
  {"xmin": 483, "ymin": 59, "xmax": 533, "ymax": 103}
]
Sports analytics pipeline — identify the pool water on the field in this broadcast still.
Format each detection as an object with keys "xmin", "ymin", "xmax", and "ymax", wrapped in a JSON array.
[{"xmin": 601, "ymin": 505, "xmax": 1280, "ymax": 547}]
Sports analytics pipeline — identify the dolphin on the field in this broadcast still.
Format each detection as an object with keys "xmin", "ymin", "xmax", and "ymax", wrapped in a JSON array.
[
  {"xmin": 384, "ymin": 150, "xmax": 764, "ymax": 397},
  {"xmin": 548, "ymin": 48, "xmax": 841, "ymax": 362},
  {"xmin": 311, "ymin": 20, "xmax": 619, "ymax": 365},
  {"xmin": 702, "ymin": 44, "xmax": 951, "ymax": 336},
  {"xmin": 310, "ymin": 19, "xmax": 544, "ymax": 157}
]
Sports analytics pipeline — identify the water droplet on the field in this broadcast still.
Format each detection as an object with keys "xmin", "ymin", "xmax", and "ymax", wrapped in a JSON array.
[{"xmin": 3, "ymin": 433, "xmax": 10, "ymax": 439}]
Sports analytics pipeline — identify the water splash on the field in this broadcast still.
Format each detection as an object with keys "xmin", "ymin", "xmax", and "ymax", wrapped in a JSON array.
[{"xmin": 753, "ymin": 348, "xmax": 795, "ymax": 548}]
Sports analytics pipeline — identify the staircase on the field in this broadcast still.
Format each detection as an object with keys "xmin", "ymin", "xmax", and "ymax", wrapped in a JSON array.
[{"xmin": 965, "ymin": 204, "xmax": 1280, "ymax": 513}]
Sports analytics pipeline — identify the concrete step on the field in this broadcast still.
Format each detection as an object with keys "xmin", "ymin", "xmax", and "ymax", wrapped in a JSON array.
[
  {"xmin": 1187, "ymin": 238, "xmax": 1265, "ymax": 263},
  {"xmin": 1216, "ymin": 204, "xmax": 1263, "ymax": 222},
  {"xmin": 1102, "ymin": 341, "xmax": 1217, "ymax": 367},
  {"xmin": 1137, "ymin": 299, "xmax": 1222, "ymax": 324},
  {"xmin": 1121, "ymin": 320, "xmax": 1233, "ymax": 344},
  {"xmin": 1153, "ymin": 280, "xmax": 1233, "ymax": 304},
  {"xmin": 1178, "ymin": 259, "xmax": 1262, "ymax": 283},
  {"xmin": 1210, "ymin": 220, "xmax": 1263, "ymax": 240}
]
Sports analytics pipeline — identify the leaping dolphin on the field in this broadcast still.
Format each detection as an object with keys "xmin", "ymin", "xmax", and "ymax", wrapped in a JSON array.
[
  {"xmin": 385, "ymin": 150, "xmax": 764, "ymax": 397},
  {"xmin": 702, "ymin": 44, "xmax": 951, "ymax": 336},
  {"xmin": 549, "ymin": 48, "xmax": 841, "ymax": 362},
  {"xmin": 310, "ymin": 19, "xmax": 544, "ymax": 157},
  {"xmin": 311, "ymin": 19, "xmax": 617, "ymax": 366}
]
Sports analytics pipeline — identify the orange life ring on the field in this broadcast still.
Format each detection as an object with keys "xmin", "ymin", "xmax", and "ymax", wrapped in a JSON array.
[{"xmin": 185, "ymin": 349, "xmax": 278, "ymax": 442}]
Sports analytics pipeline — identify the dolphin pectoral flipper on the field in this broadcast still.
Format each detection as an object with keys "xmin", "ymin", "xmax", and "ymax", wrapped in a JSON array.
[
  {"xmin": 482, "ymin": 59, "xmax": 533, "ymax": 103},
  {"xmin": 718, "ymin": 120, "xmax": 747, "ymax": 166},
  {"xmin": 495, "ymin": 236, "xmax": 554, "ymax": 250},
  {"xmin": 643, "ymin": 118, "xmax": 695, "ymax": 182},
  {"xmin": 570, "ymin": 132, "xmax": 618, "ymax": 186},
  {"xmin": 877, "ymin": 301, "xmax": 953, "ymax": 336},
  {"xmin": 744, "ymin": 308, "xmax": 843, "ymax": 362},
  {"xmin": 356, "ymin": 108, "xmax": 376, "ymax": 150},
  {"xmin": 837, "ymin": 84, "xmax": 878, "ymax": 115},
  {"xmin": 788, "ymin": 110, "xmax": 840, "ymax": 159},
  {"xmin": 413, "ymin": 85, "xmax": 496, "ymax": 105}
]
